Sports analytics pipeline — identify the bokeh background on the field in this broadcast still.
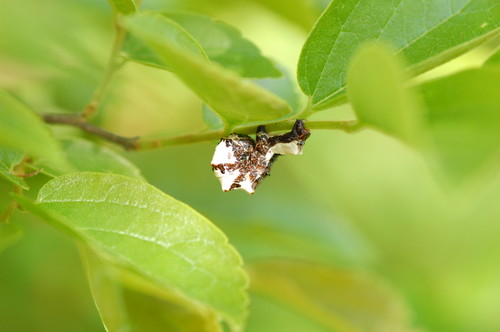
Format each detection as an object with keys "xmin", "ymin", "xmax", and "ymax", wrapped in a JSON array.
[{"xmin": 1, "ymin": 0, "xmax": 500, "ymax": 331}]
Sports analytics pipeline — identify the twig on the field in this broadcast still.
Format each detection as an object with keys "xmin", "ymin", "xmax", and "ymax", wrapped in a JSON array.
[
  {"xmin": 82, "ymin": 12, "xmax": 127, "ymax": 119},
  {"xmin": 43, "ymin": 112, "xmax": 358, "ymax": 151},
  {"xmin": 42, "ymin": 113, "xmax": 139, "ymax": 150},
  {"xmin": 135, "ymin": 120, "xmax": 360, "ymax": 150}
]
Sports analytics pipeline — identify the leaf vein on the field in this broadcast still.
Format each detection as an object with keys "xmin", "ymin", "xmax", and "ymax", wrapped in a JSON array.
[
  {"xmin": 394, "ymin": 0, "xmax": 471, "ymax": 56},
  {"xmin": 81, "ymin": 227, "xmax": 217, "ymax": 288},
  {"xmin": 311, "ymin": 1, "xmax": 365, "ymax": 98}
]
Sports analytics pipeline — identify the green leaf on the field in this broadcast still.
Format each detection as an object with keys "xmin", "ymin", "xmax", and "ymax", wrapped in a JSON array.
[
  {"xmin": 347, "ymin": 42, "xmax": 423, "ymax": 145},
  {"xmin": 0, "ymin": 147, "xmax": 28, "ymax": 190},
  {"xmin": 122, "ymin": 13, "xmax": 208, "ymax": 70},
  {"xmin": 165, "ymin": 12, "xmax": 281, "ymax": 78},
  {"xmin": 253, "ymin": 65, "xmax": 303, "ymax": 115},
  {"xmin": 81, "ymin": 245, "xmax": 221, "ymax": 332},
  {"xmin": 248, "ymin": 259, "xmax": 414, "ymax": 332},
  {"xmin": 484, "ymin": 46, "xmax": 500, "ymax": 67},
  {"xmin": 39, "ymin": 138, "xmax": 144, "ymax": 180},
  {"xmin": 420, "ymin": 67, "xmax": 500, "ymax": 181},
  {"xmin": 123, "ymin": 12, "xmax": 291, "ymax": 127},
  {"xmin": 0, "ymin": 89, "xmax": 69, "ymax": 170},
  {"xmin": 298, "ymin": 0, "xmax": 500, "ymax": 110},
  {"xmin": 0, "ymin": 223, "xmax": 23, "ymax": 254},
  {"xmin": 124, "ymin": 11, "xmax": 281, "ymax": 78},
  {"xmin": 28, "ymin": 173, "xmax": 248, "ymax": 330},
  {"xmin": 81, "ymin": 245, "xmax": 130, "ymax": 332},
  {"xmin": 107, "ymin": 0, "xmax": 136, "ymax": 15},
  {"xmin": 202, "ymin": 105, "xmax": 225, "ymax": 131}
]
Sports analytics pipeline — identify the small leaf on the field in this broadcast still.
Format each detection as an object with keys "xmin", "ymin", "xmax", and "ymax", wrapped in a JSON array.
[
  {"xmin": 38, "ymin": 138, "xmax": 144, "ymax": 180},
  {"xmin": 0, "ymin": 89, "xmax": 69, "ymax": 170},
  {"xmin": 81, "ymin": 245, "xmax": 221, "ymax": 332},
  {"xmin": 298, "ymin": 0, "xmax": 500, "ymax": 110},
  {"xmin": 125, "ymin": 12, "xmax": 281, "ymax": 79},
  {"xmin": 123, "ymin": 12, "xmax": 291, "ymax": 127},
  {"xmin": 420, "ymin": 67, "xmax": 500, "ymax": 181},
  {"xmin": 107, "ymin": 0, "xmax": 136, "ymax": 15},
  {"xmin": 0, "ymin": 147, "xmax": 29, "ymax": 190},
  {"xmin": 248, "ymin": 259, "xmax": 415, "ymax": 332},
  {"xmin": 27, "ymin": 173, "xmax": 248, "ymax": 330},
  {"xmin": 347, "ymin": 42, "xmax": 423, "ymax": 145},
  {"xmin": 0, "ymin": 223, "xmax": 23, "ymax": 254}
]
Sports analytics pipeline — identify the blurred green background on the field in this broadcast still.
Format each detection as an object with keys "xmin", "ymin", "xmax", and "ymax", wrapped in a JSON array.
[{"xmin": 1, "ymin": 0, "xmax": 500, "ymax": 331}]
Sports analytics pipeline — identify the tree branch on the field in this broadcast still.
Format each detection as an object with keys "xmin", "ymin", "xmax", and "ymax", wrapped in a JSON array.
[
  {"xmin": 135, "ymin": 120, "xmax": 360, "ymax": 150},
  {"xmin": 43, "ymin": 113, "xmax": 359, "ymax": 151},
  {"xmin": 42, "ymin": 113, "xmax": 139, "ymax": 150}
]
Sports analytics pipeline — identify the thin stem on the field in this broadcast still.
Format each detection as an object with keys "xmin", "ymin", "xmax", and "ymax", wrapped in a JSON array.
[
  {"xmin": 43, "ymin": 113, "xmax": 358, "ymax": 151},
  {"xmin": 83, "ymin": 13, "xmax": 127, "ymax": 119},
  {"xmin": 296, "ymin": 100, "xmax": 314, "ymax": 119},
  {"xmin": 43, "ymin": 113, "xmax": 139, "ymax": 150},
  {"xmin": 136, "ymin": 120, "xmax": 359, "ymax": 150},
  {"xmin": 137, "ymin": 130, "xmax": 226, "ymax": 150}
]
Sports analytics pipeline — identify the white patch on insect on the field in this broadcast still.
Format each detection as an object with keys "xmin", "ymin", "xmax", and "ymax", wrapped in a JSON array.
[
  {"xmin": 211, "ymin": 120, "xmax": 310, "ymax": 194},
  {"xmin": 214, "ymin": 167, "xmax": 241, "ymax": 192},
  {"xmin": 237, "ymin": 174, "xmax": 256, "ymax": 194},
  {"xmin": 211, "ymin": 140, "xmax": 236, "ymax": 165},
  {"xmin": 269, "ymin": 141, "xmax": 304, "ymax": 156}
]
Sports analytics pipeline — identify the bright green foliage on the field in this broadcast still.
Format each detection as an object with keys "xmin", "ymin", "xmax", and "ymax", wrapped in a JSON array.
[
  {"xmin": 124, "ymin": 11, "xmax": 281, "ymax": 78},
  {"xmin": 2, "ymin": 0, "xmax": 500, "ymax": 331},
  {"xmin": 82, "ymin": 245, "xmax": 130, "ymax": 332},
  {"xmin": 0, "ymin": 223, "xmax": 23, "ymax": 254},
  {"xmin": 0, "ymin": 148, "xmax": 28, "ymax": 190},
  {"xmin": 421, "ymin": 67, "xmax": 500, "ymax": 181},
  {"xmin": 202, "ymin": 105, "xmax": 225, "ymax": 130},
  {"xmin": 253, "ymin": 66, "xmax": 303, "ymax": 115},
  {"xmin": 31, "ymin": 173, "xmax": 248, "ymax": 330},
  {"xmin": 123, "ymin": 13, "xmax": 208, "ymax": 70},
  {"xmin": 298, "ymin": 0, "xmax": 500, "ymax": 110},
  {"xmin": 347, "ymin": 43, "xmax": 423, "ymax": 146},
  {"xmin": 123, "ymin": 12, "xmax": 291, "ymax": 127},
  {"xmin": 248, "ymin": 260, "xmax": 414, "ymax": 332},
  {"xmin": 0, "ymin": 90, "xmax": 69, "ymax": 170},
  {"xmin": 484, "ymin": 47, "xmax": 500, "ymax": 66},
  {"xmin": 0, "ymin": 147, "xmax": 23, "ymax": 167},
  {"xmin": 40, "ymin": 138, "xmax": 143, "ymax": 180},
  {"xmin": 107, "ymin": 0, "xmax": 136, "ymax": 15},
  {"xmin": 164, "ymin": 12, "xmax": 281, "ymax": 78},
  {"xmin": 81, "ymin": 246, "xmax": 221, "ymax": 332}
]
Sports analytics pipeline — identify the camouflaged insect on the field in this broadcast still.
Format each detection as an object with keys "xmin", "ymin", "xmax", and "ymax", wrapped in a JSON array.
[{"xmin": 211, "ymin": 120, "xmax": 311, "ymax": 194}]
